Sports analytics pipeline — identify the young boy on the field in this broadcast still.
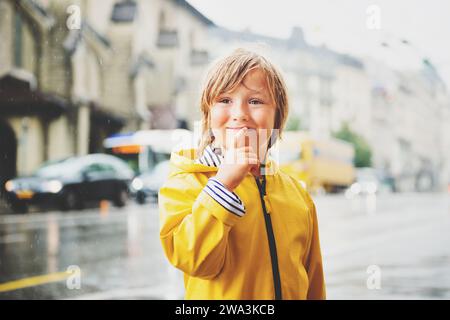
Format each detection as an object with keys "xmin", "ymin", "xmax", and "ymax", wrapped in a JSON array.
[{"xmin": 159, "ymin": 48, "xmax": 326, "ymax": 300}]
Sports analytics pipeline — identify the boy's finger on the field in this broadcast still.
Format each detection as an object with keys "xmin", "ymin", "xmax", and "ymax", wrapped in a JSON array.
[
  {"xmin": 233, "ymin": 127, "xmax": 248, "ymax": 149},
  {"xmin": 236, "ymin": 128, "xmax": 259, "ymax": 150},
  {"xmin": 236, "ymin": 146, "xmax": 256, "ymax": 153},
  {"xmin": 247, "ymin": 156, "xmax": 259, "ymax": 165},
  {"xmin": 236, "ymin": 150, "xmax": 259, "ymax": 165}
]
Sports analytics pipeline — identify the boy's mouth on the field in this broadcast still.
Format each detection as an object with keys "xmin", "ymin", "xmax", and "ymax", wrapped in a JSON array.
[{"xmin": 226, "ymin": 127, "xmax": 256, "ymax": 130}]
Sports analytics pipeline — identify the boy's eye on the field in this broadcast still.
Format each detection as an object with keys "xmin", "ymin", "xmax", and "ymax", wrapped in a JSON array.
[
  {"xmin": 249, "ymin": 99, "xmax": 263, "ymax": 105},
  {"xmin": 218, "ymin": 98, "xmax": 231, "ymax": 104}
]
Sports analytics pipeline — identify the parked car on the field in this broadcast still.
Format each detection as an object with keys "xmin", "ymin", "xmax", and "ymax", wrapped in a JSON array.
[
  {"xmin": 345, "ymin": 167, "xmax": 395, "ymax": 198},
  {"xmin": 4, "ymin": 154, "xmax": 134, "ymax": 213},
  {"xmin": 130, "ymin": 160, "xmax": 171, "ymax": 204}
]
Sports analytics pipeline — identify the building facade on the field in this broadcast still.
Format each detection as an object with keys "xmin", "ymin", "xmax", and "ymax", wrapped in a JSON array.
[
  {"xmin": 1, "ymin": 0, "xmax": 448, "ymax": 195},
  {"xmin": 0, "ymin": 0, "xmax": 214, "ymax": 193}
]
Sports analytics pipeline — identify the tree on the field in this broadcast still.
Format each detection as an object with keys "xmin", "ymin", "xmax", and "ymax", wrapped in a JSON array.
[
  {"xmin": 333, "ymin": 123, "xmax": 372, "ymax": 167},
  {"xmin": 285, "ymin": 114, "xmax": 302, "ymax": 131}
]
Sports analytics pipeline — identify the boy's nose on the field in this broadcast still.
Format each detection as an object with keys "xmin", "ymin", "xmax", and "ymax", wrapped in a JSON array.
[{"xmin": 231, "ymin": 100, "xmax": 249, "ymax": 121}]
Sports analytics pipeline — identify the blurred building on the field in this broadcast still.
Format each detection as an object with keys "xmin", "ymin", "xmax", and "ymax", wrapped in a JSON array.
[
  {"xmin": 99, "ymin": 0, "xmax": 213, "ymax": 130},
  {"xmin": 0, "ymin": 0, "xmax": 213, "ymax": 190},
  {"xmin": 0, "ymin": 0, "xmax": 120, "ymax": 187},
  {"xmin": 206, "ymin": 26, "xmax": 449, "ymax": 192},
  {"xmin": 0, "ymin": 0, "xmax": 448, "ymax": 194},
  {"xmin": 366, "ymin": 58, "xmax": 450, "ymax": 191}
]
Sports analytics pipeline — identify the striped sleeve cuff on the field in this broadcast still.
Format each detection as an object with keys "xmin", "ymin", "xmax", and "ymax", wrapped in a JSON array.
[{"xmin": 202, "ymin": 178, "xmax": 246, "ymax": 217}]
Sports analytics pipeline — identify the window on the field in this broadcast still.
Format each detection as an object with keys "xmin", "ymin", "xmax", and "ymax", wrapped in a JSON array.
[
  {"xmin": 85, "ymin": 163, "xmax": 116, "ymax": 174},
  {"xmin": 14, "ymin": 10, "xmax": 23, "ymax": 68}
]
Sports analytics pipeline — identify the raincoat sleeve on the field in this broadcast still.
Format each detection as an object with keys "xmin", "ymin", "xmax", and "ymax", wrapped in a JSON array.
[
  {"xmin": 304, "ymin": 192, "xmax": 327, "ymax": 300},
  {"xmin": 158, "ymin": 173, "xmax": 242, "ymax": 280}
]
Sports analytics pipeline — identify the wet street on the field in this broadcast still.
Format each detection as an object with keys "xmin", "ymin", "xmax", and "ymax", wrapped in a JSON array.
[{"xmin": 0, "ymin": 193, "xmax": 449, "ymax": 300}]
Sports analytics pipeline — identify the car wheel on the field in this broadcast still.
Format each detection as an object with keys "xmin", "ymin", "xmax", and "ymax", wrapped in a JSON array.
[
  {"xmin": 136, "ymin": 191, "xmax": 146, "ymax": 205},
  {"xmin": 113, "ymin": 188, "xmax": 128, "ymax": 208},
  {"xmin": 61, "ymin": 190, "xmax": 81, "ymax": 211},
  {"xmin": 10, "ymin": 201, "xmax": 28, "ymax": 214}
]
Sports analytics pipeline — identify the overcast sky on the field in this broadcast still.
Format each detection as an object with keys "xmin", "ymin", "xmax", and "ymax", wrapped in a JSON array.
[{"xmin": 189, "ymin": 0, "xmax": 450, "ymax": 87}]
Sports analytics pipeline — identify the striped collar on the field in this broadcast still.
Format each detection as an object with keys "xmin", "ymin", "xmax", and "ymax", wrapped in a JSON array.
[
  {"xmin": 195, "ymin": 145, "xmax": 269, "ymax": 175},
  {"xmin": 195, "ymin": 145, "xmax": 223, "ymax": 167}
]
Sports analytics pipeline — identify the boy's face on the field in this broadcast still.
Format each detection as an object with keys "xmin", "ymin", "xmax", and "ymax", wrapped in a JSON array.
[{"xmin": 210, "ymin": 68, "xmax": 277, "ymax": 159}]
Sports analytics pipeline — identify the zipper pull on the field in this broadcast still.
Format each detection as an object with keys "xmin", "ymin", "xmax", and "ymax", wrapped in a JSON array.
[
  {"xmin": 263, "ymin": 195, "xmax": 272, "ymax": 215},
  {"xmin": 260, "ymin": 176, "xmax": 266, "ymax": 195},
  {"xmin": 255, "ymin": 176, "xmax": 271, "ymax": 214}
]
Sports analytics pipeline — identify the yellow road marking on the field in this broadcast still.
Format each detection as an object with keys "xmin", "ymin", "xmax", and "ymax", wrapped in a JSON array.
[{"xmin": 0, "ymin": 271, "xmax": 71, "ymax": 293}]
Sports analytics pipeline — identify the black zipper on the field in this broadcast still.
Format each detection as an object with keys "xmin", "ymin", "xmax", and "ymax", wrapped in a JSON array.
[{"xmin": 255, "ymin": 175, "xmax": 283, "ymax": 300}]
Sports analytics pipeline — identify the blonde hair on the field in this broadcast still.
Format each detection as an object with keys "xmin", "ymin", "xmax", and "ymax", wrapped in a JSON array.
[{"xmin": 197, "ymin": 48, "xmax": 289, "ymax": 155}]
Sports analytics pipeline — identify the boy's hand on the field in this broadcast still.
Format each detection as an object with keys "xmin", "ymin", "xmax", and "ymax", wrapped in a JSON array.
[{"xmin": 214, "ymin": 127, "xmax": 260, "ymax": 191}]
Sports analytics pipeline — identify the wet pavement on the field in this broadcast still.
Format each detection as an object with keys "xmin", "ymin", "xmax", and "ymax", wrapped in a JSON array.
[
  {"xmin": 0, "ymin": 201, "xmax": 184, "ymax": 300},
  {"xmin": 0, "ymin": 193, "xmax": 449, "ymax": 300},
  {"xmin": 319, "ymin": 193, "xmax": 450, "ymax": 299}
]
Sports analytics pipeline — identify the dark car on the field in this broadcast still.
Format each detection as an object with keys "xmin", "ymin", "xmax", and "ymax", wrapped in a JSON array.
[
  {"xmin": 130, "ymin": 160, "xmax": 171, "ymax": 204},
  {"xmin": 4, "ymin": 154, "xmax": 134, "ymax": 213}
]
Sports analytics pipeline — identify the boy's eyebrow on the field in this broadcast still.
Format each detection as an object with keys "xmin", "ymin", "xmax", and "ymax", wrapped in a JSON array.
[
  {"xmin": 217, "ymin": 83, "xmax": 270, "ymax": 97},
  {"xmin": 218, "ymin": 88, "xmax": 264, "ymax": 95}
]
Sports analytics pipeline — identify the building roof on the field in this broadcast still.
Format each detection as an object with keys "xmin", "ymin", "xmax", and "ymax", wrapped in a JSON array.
[
  {"xmin": 175, "ymin": 0, "xmax": 215, "ymax": 26},
  {"xmin": 209, "ymin": 26, "xmax": 287, "ymax": 48},
  {"xmin": 109, "ymin": 0, "xmax": 214, "ymax": 26},
  {"xmin": 210, "ymin": 26, "xmax": 364, "ymax": 70}
]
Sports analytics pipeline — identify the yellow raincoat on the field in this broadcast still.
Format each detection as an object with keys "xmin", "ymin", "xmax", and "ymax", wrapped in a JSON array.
[{"xmin": 159, "ymin": 149, "xmax": 326, "ymax": 299}]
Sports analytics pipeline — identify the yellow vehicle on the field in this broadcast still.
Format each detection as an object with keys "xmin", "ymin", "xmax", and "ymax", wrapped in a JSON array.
[{"xmin": 274, "ymin": 131, "xmax": 355, "ymax": 193}]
